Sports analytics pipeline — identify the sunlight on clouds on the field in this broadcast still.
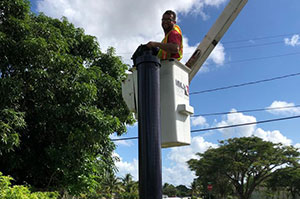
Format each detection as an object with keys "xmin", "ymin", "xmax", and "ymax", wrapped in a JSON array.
[
  {"xmin": 254, "ymin": 128, "xmax": 292, "ymax": 146},
  {"xmin": 191, "ymin": 116, "xmax": 208, "ymax": 127},
  {"xmin": 295, "ymin": 143, "xmax": 300, "ymax": 152},
  {"xmin": 284, "ymin": 34, "xmax": 300, "ymax": 47},
  {"xmin": 114, "ymin": 152, "xmax": 138, "ymax": 181},
  {"xmin": 187, "ymin": 42, "xmax": 226, "ymax": 74},
  {"xmin": 163, "ymin": 136, "xmax": 217, "ymax": 186},
  {"xmin": 37, "ymin": 0, "xmax": 227, "ymax": 66},
  {"xmin": 267, "ymin": 101, "xmax": 300, "ymax": 116},
  {"xmin": 217, "ymin": 109, "xmax": 256, "ymax": 138},
  {"xmin": 208, "ymin": 43, "xmax": 226, "ymax": 66},
  {"xmin": 216, "ymin": 109, "xmax": 293, "ymax": 146}
]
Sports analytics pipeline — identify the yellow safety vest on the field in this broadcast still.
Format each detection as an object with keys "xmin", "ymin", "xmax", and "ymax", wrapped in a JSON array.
[{"xmin": 157, "ymin": 25, "xmax": 183, "ymax": 61}]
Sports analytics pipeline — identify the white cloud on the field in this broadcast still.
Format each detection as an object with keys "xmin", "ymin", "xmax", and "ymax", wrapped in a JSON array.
[
  {"xmin": 284, "ymin": 34, "xmax": 300, "ymax": 47},
  {"xmin": 294, "ymin": 143, "xmax": 300, "ymax": 152},
  {"xmin": 216, "ymin": 109, "xmax": 257, "ymax": 138},
  {"xmin": 208, "ymin": 43, "xmax": 226, "ymax": 66},
  {"xmin": 215, "ymin": 109, "xmax": 293, "ymax": 146},
  {"xmin": 267, "ymin": 101, "xmax": 300, "ymax": 116},
  {"xmin": 163, "ymin": 136, "xmax": 217, "ymax": 186},
  {"xmin": 185, "ymin": 42, "xmax": 226, "ymax": 74},
  {"xmin": 253, "ymin": 128, "xmax": 292, "ymax": 146},
  {"xmin": 114, "ymin": 152, "xmax": 138, "ymax": 181},
  {"xmin": 36, "ymin": 0, "xmax": 227, "ymax": 65},
  {"xmin": 191, "ymin": 116, "xmax": 208, "ymax": 127}
]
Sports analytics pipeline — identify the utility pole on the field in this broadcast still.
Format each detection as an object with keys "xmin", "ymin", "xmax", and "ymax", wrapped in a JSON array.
[{"xmin": 132, "ymin": 46, "xmax": 162, "ymax": 199}]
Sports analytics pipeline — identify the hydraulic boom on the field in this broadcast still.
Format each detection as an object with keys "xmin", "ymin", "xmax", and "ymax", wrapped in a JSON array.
[{"xmin": 186, "ymin": 0, "xmax": 248, "ymax": 83}]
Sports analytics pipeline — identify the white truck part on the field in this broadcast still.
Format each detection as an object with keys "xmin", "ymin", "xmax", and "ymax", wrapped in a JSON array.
[{"xmin": 122, "ymin": 60, "xmax": 193, "ymax": 148}]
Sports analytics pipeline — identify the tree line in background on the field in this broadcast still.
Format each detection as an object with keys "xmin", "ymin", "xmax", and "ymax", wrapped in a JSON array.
[
  {"xmin": 188, "ymin": 136, "xmax": 300, "ymax": 199},
  {"xmin": 1, "ymin": 1, "xmax": 300, "ymax": 199}
]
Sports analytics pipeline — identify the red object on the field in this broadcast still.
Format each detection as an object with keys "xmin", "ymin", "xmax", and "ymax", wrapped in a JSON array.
[
  {"xmin": 207, "ymin": 184, "xmax": 213, "ymax": 191},
  {"xmin": 167, "ymin": 28, "xmax": 182, "ymax": 59}
]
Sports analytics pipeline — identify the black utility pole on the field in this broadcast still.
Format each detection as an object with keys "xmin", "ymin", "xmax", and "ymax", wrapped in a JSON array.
[{"xmin": 132, "ymin": 45, "xmax": 162, "ymax": 199}]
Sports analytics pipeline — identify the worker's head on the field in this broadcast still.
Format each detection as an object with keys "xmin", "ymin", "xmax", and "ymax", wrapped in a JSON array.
[{"xmin": 161, "ymin": 10, "xmax": 176, "ymax": 33}]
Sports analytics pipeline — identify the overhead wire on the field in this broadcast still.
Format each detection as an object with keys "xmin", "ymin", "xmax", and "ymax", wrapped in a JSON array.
[
  {"xmin": 192, "ymin": 104, "xmax": 300, "ymax": 117},
  {"xmin": 117, "ymin": 32, "xmax": 300, "ymax": 55},
  {"xmin": 222, "ymin": 32, "xmax": 300, "ymax": 44},
  {"xmin": 111, "ymin": 136, "xmax": 138, "ymax": 142},
  {"xmin": 204, "ymin": 51, "xmax": 300, "ymax": 67},
  {"xmin": 225, "ymin": 41, "xmax": 283, "ymax": 50},
  {"xmin": 111, "ymin": 115, "xmax": 300, "ymax": 142},
  {"xmin": 190, "ymin": 71, "xmax": 300, "ymax": 95},
  {"xmin": 191, "ymin": 115, "xmax": 300, "ymax": 133}
]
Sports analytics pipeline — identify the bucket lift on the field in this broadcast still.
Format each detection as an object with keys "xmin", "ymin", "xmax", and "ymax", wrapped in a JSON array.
[{"xmin": 122, "ymin": 0, "xmax": 248, "ymax": 148}]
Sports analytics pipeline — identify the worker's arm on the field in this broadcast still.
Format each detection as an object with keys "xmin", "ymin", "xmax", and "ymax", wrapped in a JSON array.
[{"xmin": 146, "ymin": 41, "xmax": 179, "ymax": 54}]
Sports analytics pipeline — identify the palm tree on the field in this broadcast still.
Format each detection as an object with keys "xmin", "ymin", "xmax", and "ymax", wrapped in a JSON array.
[
  {"xmin": 120, "ymin": 173, "xmax": 138, "ymax": 199},
  {"xmin": 101, "ymin": 172, "xmax": 124, "ymax": 199}
]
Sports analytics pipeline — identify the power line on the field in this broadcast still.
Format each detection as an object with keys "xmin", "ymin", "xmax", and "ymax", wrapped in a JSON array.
[
  {"xmin": 190, "ymin": 71, "xmax": 300, "ymax": 95},
  {"xmin": 225, "ymin": 41, "xmax": 283, "ymax": 50},
  {"xmin": 111, "ymin": 115, "xmax": 300, "ymax": 141},
  {"xmin": 222, "ymin": 32, "xmax": 300, "ymax": 44},
  {"xmin": 192, "ymin": 104, "xmax": 300, "ymax": 117},
  {"xmin": 111, "ymin": 136, "xmax": 138, "ymax": 142},
  {"xmin": 191, "ymin": 115, "xmax": 300, "ymax": 133},
  {"xmin": 117, "ymin": 32, "xmax": 300, "ymax": 55},
  {"xmin": 205, "ymin": 51, "xmax": 300, "ymax": 67}
]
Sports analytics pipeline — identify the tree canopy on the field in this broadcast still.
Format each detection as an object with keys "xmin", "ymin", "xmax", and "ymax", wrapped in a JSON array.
[
  {"xmin": 267, "ymin": 166, "xmax": 300, "ymax": 199},
  {"xmin": 188, "ymin": 136, "xmax": 300, "ymax": 199},
  {"xmin": 0, "ymin": 0, "xmax": 134, "ymax": 195}
]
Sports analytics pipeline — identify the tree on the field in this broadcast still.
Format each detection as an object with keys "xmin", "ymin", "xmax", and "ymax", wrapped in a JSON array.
[
  {"xmin": 0, "ymin": 172, "xmax": 59, "ymax": 199},
  {"xmin": 100, "ymin": 172, "xmax": 124, "ymax": 199},
  {"xmin": 119, "ymin": 173, "xmax": 139, "ymax": 199},
  {"xmin": 163, "ymin": 183, "xmax": 178, "ymax": 197},
  {"xmin": 0, "ymin": 0, "xmax": 134, "ymax": 195},
  {"xmin": 176, "ymin": 184, "xmax": 191, "ymax": 197},
  {"xmin": 190, "ymin": 180, "xmax": 202, "ymax": 199},
  {"xmin": 188, "ymin": 136, "xmax": 300, "ymax": 199},
  {"xmin": 267, "ymin": 166, "xmax": 300, "ymax": 199}
]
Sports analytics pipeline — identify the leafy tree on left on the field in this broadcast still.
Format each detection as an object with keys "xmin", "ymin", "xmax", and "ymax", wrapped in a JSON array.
[{"xmin": 0, "ymin": 0, "xmax": 134, "ymax": 195}]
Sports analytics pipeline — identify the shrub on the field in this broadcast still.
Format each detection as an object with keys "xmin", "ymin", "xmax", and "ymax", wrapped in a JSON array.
[{"xmin": 0, "ymin": 172, "xmax": 59, "ymax": 199}]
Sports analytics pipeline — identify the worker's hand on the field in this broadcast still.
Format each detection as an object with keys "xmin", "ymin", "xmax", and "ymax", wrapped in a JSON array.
[{"xmin": 146, "ymin": 41, "xmax": 157, "ymax": 49}]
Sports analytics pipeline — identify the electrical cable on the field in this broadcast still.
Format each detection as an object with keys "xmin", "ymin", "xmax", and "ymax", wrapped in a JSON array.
[
  {"xmin": 190, "ymin": 71, "xmax": 300, "ymax": 95},
  {"xmin": 111, "ymin": 136, "xmax": 138, "ymax": 142},
  {"xmin": 111, "ymin": 115, "xmax": 300, "ymax": 141},
  {"xmin": 191, "ymin": 115, "xmax": 300, "ymax": 133},
  {"xmin": 204, "ymin": 52, "xmax": 300, "ymax": 67},
  {"xmin": 117, "ymin": 32, "xmax": 300, "ymax": 55},
  {"xmin": 226, "ymin": 41, "xmax": 283, "ymax": 50},
  {"xmin": 222, "ymin": 32, "xmax": 300, "ymax": 44},
  {"xmin": 192, "ymin": 104, "xmax": 300, "ymax": 117}
]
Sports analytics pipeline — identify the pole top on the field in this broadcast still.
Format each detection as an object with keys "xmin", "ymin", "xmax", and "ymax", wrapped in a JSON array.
[{"xmin": 132, "ymin": 45, "xmax": 160, "ymax": 67}]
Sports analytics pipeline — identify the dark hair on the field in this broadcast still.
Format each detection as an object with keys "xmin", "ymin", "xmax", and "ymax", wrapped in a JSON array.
[{"xmin": 164, "ymin": 10, "xmax": 176, "ymax": 21}]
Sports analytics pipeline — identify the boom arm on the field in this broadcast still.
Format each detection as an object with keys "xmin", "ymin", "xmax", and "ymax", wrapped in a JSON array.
[{"xmin": 186, "ymin": 0, "xmax": 248, "ymax": 83}]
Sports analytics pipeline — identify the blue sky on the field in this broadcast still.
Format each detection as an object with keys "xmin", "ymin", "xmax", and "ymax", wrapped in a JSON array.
[{"xmin": 29, "ymin": 0, "xmax": 300, "ymax": 186}]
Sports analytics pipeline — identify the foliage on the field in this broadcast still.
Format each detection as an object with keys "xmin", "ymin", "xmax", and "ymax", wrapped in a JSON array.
[
  {"xmin": 267, "ymin": 166, "xmax": 300, "ymax": 199},
  {"xmin": 190, "ymin": 180, "xmax": 202, "ymax": 199},
  {"xmin": 0, "ymin": 172, "xmax": 59, "ymax": 199},
  {"xmin": 0, "ymin": 109, "xmax": 26, "ymax": 154},
  {"xmin": 188, "ymin": 136, "xmax": 300, "ymax": 199},
  {"xmin": 162, "ymin": 183, "xmax": 191, "ymax": 197},
  {"xmin": 0, "ymin": 0, "xmax": 134, "ymax": 195},
  {"xmin": 118, "ymin": 173, "xmax": 138, "ymax": 199},
  {"xmin": 163, "ymin": 183, "xmax": 178, "ymax": 197},
  {"xmin": 78, "ymin": 173, "xmax": 138, "ymax": 199}
]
